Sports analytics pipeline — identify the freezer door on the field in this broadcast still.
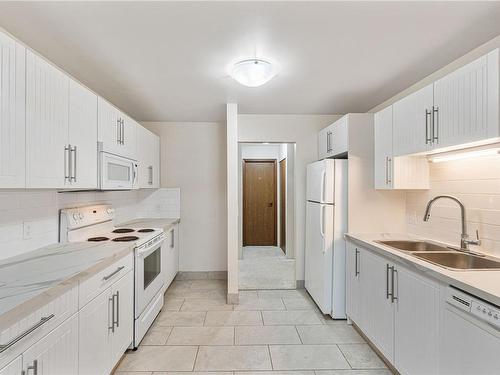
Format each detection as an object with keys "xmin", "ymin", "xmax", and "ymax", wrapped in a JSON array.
[
  {"xmin": 305, "ymin": 201, "xmax": 334, "ymax": 314},
  {"xmin": 306, "ymin": 160, "xmax": 335, "ymax": 203}
]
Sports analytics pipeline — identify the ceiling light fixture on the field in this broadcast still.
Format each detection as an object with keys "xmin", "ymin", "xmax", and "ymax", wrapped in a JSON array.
[
  {"xmin": 427, "ymin": 145, "xmax": 500, "ymax": 163},
  {"xmin": 230, "ymin": 58, "xmax": 278, "ymax": 87}
]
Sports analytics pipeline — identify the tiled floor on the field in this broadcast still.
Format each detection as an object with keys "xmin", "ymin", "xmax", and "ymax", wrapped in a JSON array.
[
  {"xmin": 115, "ymin": 280, "xmax": 392, "ymax": 375},
  {"xmin": 239, "ymin": 247, "xmax": 296, "ymax": 290}
]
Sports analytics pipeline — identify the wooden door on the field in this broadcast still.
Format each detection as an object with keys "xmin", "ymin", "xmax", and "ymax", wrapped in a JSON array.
[
  {"xmin": 279, "ymin": 158, "xmax": 286, "ymax": 252},
  {"xmin": 243, "ymin": 160, "xmax": 277, "ymax": 246}
]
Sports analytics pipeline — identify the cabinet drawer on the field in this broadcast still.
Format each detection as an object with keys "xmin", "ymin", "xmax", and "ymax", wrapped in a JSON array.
[
  {"xmin": 0, "ymin": 286, "xmax": 78, "ymax": 366},
  {"xmin": 79, "ymin": 253, "xmax": 133, "ymax": 308}
]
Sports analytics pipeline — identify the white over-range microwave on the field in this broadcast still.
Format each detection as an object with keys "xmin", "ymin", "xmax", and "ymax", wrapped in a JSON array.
[{"xmin": 99, "ymin": 151, "xmax": 138, "ymax": 190}]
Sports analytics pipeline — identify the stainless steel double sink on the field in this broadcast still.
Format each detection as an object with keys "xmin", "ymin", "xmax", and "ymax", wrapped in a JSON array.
[{"xmin": 375, "ymin": 240, "xmax": 500, "ymax": 271}]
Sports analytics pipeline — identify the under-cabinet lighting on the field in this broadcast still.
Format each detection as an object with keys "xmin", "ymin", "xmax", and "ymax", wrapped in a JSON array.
[{"xmin": 428, "ymin": 147, "xmax": 500, "ymax": 163}]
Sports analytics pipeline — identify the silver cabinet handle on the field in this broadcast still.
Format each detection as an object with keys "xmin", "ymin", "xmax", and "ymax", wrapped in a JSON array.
[
  {"xmin": 115, "ymin": 291, "xmax": 120, "ymax": 328},
  {"xmin": 433, "ymin": 106, "xmax": 439, "ymax": 143},
  {"xmin": 387, "ymin": 158, "xmax": 392, "ymax": 184},
  {"xmin": 102, "ymin": 266, "xmax": 125, "ymax": 281},
  {"xmin": 0, "ymin": 315, "xmax": 54, "ymax": 353},
  {"xmin": 109, "ymin": 295, "xmax": 115, "ymax": 332},
  {"xmin": 121, "ymin": 119, "xmax": 125, "ymax": 145},
  {"xmin": 171, "ymin": 228, "xmax": 175, "ymax": 248},
  {"xmin": 70, "ymin": 145, "xmax": 77, "ymax": 182},
  {"xmin": 148, "ymin": 166, "xmax": 153, "ymax": 185},
  {"xmin": 64, "ymin": 145, "xmax": 70, "ymax": 182},
  {"xmin": 425, "ymin": 109, "xmax": 432, "ymax": 144},
  {"xmin": 391, "ymin": 268, "xmax": 398, "ymax": 303},
  {"xmin": 117, "ymin": 118, "xmax": 121, "ymax": 144},
  {"xmin": 386, "ymin": 264, "xmax": 391, "ymax": 299},
  {"xmin": 354, "ymin": 248, "xmax": 359, "ymax": 276},
  {"xmin": 385, "ymin": 156, "xmax": 389, "ymax": 185},
  {"xmin": 27, "ymin": 359, "xmax": 37, "ymax": 375}
]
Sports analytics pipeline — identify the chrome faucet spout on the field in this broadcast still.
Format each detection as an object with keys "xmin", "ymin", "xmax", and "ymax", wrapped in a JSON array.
[{"xmin": 422, "ymin": 195, "xmax": 478, "ymax": 250}]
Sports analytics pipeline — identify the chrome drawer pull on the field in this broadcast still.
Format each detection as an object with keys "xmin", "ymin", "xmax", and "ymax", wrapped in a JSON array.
[
  {"xmin": 0, "ymin": 315, "xmax": 54, "ymax": 353},
  {"xmin": 103, "ymin": 266, "xmax": 125, "ymax": 281}
]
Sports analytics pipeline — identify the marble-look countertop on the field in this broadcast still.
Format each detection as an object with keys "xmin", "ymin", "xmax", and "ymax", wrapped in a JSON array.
[
  {"xmin": 345, "ymin": 233, "xmax": 500, "ymax": 306},
  {"xmin": 118, "ymin": 217, "xmax": 180, "ymax": 232},
  {"xmin": 0, "ymin": 241, "xmax": 134, "ymax": 330}
]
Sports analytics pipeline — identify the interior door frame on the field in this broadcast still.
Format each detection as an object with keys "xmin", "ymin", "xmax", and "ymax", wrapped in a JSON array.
[
  {"xmin": 242, "ymin": 159, "xmax": 278, "ymax": 246},
  {"xmin": 279, "ymin": 158, "xmax": 286, "ymax": 253}
]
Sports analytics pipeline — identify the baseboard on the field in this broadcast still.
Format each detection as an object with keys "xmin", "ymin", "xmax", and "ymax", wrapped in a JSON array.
[
  {"xmin": 296, "ymin": 279, "xmax": 305, "ymax": 289},
  {"xmin": 175, "ymin": 271, "xmax": 227, "ymax": 280},
  {"xmin": 227, "ymin": 292, "xmax": 239, "ymax": 304}
]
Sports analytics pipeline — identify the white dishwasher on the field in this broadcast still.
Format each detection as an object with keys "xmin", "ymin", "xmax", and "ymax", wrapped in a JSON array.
[{"xmin": 440, "ymin": 287, "xmax": 500, "ymax": 375}]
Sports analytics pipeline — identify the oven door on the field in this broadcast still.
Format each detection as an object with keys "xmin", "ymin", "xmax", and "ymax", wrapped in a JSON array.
[
  {"xmin": 99, "ymin": 152, "xmax": 138, "ymax": 190},
  {"xmin": 135, "ymin": 241, "xmax": 165, "ymax": 318}
]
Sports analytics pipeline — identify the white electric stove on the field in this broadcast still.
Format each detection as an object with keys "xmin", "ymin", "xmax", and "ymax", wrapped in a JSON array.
[{"xmin": 59, "ymin": 204, "xmax": 166, "ymax": 348}]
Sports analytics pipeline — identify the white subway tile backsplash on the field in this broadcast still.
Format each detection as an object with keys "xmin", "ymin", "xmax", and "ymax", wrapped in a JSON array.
[
  {"xmin": 407, "ymin": 155, "xmax": 500, "ymax": 258},
  {"xmin": 0, "ymin": 187, "xmax": 180, "ymax": 261}
]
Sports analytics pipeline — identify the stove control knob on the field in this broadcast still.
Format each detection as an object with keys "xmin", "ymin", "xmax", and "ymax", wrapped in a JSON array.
[
  {"xmin": 78, "ymin": 213, "xmax": 84, "ymax": 219},
  {"xmin": 106, "ymin": 208, "xmax": 113, "ymax": 214},
  {"xmin": 73, "ymin": 213, "xmax": 79, "ymax": 221}
]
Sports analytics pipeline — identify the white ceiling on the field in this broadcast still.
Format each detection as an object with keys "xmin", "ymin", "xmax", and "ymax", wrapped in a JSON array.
[{"xmin": 0, "ymin": 2, "xmax": 499, "ymax": 122}]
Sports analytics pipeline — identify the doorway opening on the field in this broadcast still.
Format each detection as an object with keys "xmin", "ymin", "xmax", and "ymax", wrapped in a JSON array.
[{"xmin": 238, "ymin": 142, "xmax": 296, "ymax": 290}]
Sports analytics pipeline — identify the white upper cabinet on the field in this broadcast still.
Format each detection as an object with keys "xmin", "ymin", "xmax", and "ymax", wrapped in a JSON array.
[
  {"xmin": 374, "ymin": 106, "xmax": 393, "ymax": 189},
  {"xmin": 317, "ymin": 115, "xmax": 349, "ymax": 160},
  {"xmin": 318, "ymin": 127, "xmax": 330, "ymax": 160},
  {"xmin": 434, "ymin": 49, "xmax": 499, "ymax": 148},
  {"xmin": 98, "ymin": 98, "xmax": 137, "ymax": 160},
  {"xmin": 26, "ymin": 50, "xmax": 69, "ymax": 188},
  {"xmin": 137, "ymin": 125, "xmax": 160, "ymax": 188},
  {"xmin": 68, "ymin": 79, "xmax": 98, "ymax": 189},
  {"xmin": 393, "ymin": 83, "xmax": 434, "ymax": 156},
  {"xmin": 0, "ymin": 31, "xmax": 25, "ymax": 188}
]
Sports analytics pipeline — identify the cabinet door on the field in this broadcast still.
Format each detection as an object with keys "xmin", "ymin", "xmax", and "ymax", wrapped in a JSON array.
[
  {"xmin": 318, "ymin": 127, "xmax": 329, "ymax": 160},
  {"xmin": 345, "ymin": 242, "xmax": 361, "ymax": 324},
  {"xmin": 98, "ymin": 97, "xmax": 121, "ymax": 155},
  {"xmin": 393, "ymin": 84, "xmax": 433, "ymax": 156},
  {"xmin": 0, "ymin": 356, "xmax": 22, "ymax": 375},
  {"xmin": 22, "ymin": 314, "xmax": 78, "ymax": 375},
  {"xmin": 152, "ymin": 133, "xmax": 160, "ymax": 188},
  {"xmin": 331, "ymin": 116, "xmax": 348, "ymax": 156},
  {"xmin": 137, "ymin": 125, "xmax": 157, "ymax": 188},
  {"xmin": 68, "ymin": 79, "xmax": 98, "ymax": 189},
  {"xmin": 374, "ymin": 106, "xmax": 393, "ymax": 189},
  {"xmin": 110, "ymin": 272, "xmax": 134, "ymax": 367},
  {"xmin": 394, "ymin": 266, "xmax": 440, "ymax": 375},
  {"xmin": 434, "ymin": 49, "xmax": 499, "ymax": 149},
  {"xmin": 360, "ymin": 250, "xmax": 394, "ymax": 363},
  {"xmin": 121, "ymin": 115, "xmax": 137, "ymax": 160},
  {"xmin": 0, "ymin": 32, "xmax": 25, "ymax": 188},
  {"xmin": 26, "ymin": 50, "xmax": 69, "ymax": 188},
  {"xmin": 79, "ymin": 288, "xmax": 111, "ymax": 375}
]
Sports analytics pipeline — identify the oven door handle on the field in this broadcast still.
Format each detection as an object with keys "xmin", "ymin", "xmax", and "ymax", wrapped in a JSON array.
[{"xmin": 136, "ymin": 240, "xmax": 166, "ymax": 258}]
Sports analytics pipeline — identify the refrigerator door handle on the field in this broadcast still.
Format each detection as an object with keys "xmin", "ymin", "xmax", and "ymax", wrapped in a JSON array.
[
  {"xmin": 320, "ymin": 170, "xmax": 326, "ymax": 203},
  {"xmin": 319, "ymin": 205, "xmax": 325, "ymax": 240}
]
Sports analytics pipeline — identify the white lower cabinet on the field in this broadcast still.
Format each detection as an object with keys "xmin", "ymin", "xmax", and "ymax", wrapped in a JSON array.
[
  {"xmin": 22, "ymin": 314, "xmax": 78, "ymax": 375},
  {"xmin": 163, "ymin": 224, "xmax": 179, "ymax": 290},
  {"xmin": 346, "ymin": 241, "xmax": 440, "ymax": 375},
  {"xmin": 0, "ymin": 356, "xmax": 22, "ymax": 375},
  {"xmin": 79, "ymin": 270, "xmax": 133, "ymax": 375}
]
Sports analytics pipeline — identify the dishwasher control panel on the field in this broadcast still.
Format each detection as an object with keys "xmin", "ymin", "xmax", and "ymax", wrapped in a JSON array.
[
  {"xmin": 471, "ymin": 301, "xmax": 500, "ymax": 329},
  {"xmin": 446, "ymin": 286, "xmax": 500, "ymax": 330}
]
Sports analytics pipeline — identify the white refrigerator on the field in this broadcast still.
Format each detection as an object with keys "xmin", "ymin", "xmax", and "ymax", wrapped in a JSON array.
[{"xmin": 305, "ymin": 159, "xmax": 347, "ymax": 318}]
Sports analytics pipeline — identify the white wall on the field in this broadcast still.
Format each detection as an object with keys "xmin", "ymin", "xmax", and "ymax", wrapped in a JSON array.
[
  {"xmin": 0, "ymin": 188, "xmax": 180, "ymax": 261},
  {"xmin": 238, "ymin": 114, "xmax": 341, "ymax": 281},
  {"xmin": 144, "ymin": 121, "xmax": 228, "ymax": 273}
]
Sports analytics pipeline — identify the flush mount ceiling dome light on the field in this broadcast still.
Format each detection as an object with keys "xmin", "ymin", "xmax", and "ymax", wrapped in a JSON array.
[{"xmin": 230, "ymin": 58, "xmax": 278, "ymax": 87}]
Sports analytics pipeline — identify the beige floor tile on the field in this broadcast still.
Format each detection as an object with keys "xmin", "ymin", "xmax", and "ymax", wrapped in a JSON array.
[
  {"xmin": 167, "ymin": 326, "xmax": 234, "ymax": 345},
  {"xmin": 234, "ymin": 297, "xmax": 285, "ymax": 311},
  {"xmin": 258, "ymin": 289, "xmax": 306, "ymax": 299},
  {"xmin": 141, "ymin": 325, "xmax": 173, "ymax": 345},
  {"xmin": 236, "ymin": 372, "xmax": 314, "ymax": 375},
  {"xmin": 162, "ymin": 298, "xmax": 184, "ymax": 311},
  {"xmin": 117, "ymin": 346, "xmax": 197, "ymax": 372},
  {"xmin": 166, "ymin": 288, "xmax": 226, "ymax": 300},
  {"xmin": 270, "ymin": 345, "xmax": 350, "ymax": 370},
  {"xmin": 296, "ymin": 325, "xmax": 365, "ymax": 344},
  {"xmin": 338, "ymin": 344, "xmax": 387, "ymax": 369},
  {"xmin": 315, "ymin": 370, "xmax": 393, "ymax": 375},
  {"xmin": 156, "ymin": 311, "xmax": 206, "ymax": 326},
  {"xmin": 195, "ymin": 345, "xmax": 272, "ymax": 371},
  {"xmin": 283, "ymin": 297, "xmax": 318, "ymax": 310},
  {"xmin": 155, "ymin": 372, "xmax": 233, "ymax": 375},
  {"xmin": 181, "ymin": 298, "xmax": 234, "ymax": 311},
  {"xmin": 115, "ymin": 372, "xmax": 152, "ymax": 375},
  {"xmin": 235, "ymin": 325, "xmax": 301, "ymax": 345},
  {"xmin": 262, "ymin": 310, "xmax": 323, "ymax": 325},
  {"xmin": 190, "ymin": 279, "xmax": 227, "ymax": 290},
  {"xmin": 238, "ymin": 290, "xmax": 259, "ymax": 298},
  {"xmin": 205, "ymin": 310, "xmax": 263, "ymax": 326}
]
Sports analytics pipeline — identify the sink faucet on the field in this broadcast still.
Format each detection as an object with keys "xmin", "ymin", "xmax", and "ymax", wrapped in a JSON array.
[{"xmin": 423, "ymin": 195, "xmax": 480, "ymax": 251}]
